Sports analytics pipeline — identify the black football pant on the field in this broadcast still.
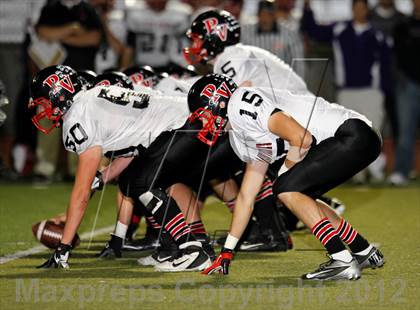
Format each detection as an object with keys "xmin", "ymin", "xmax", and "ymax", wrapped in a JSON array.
[
  {"xmin": 118, "ymin": 125, "xmax": 212, "ymax": 245},
  {"xmin": 272, "ymin": 119, "xmax": 381, "ymax": 198}
]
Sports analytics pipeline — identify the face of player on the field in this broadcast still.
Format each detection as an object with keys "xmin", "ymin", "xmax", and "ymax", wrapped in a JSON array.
[
  {"xmin": 89, "ymin": 0, "xmax": 115, "ymax": 13},
  {"xmin": 258, "ymin": 9, "xmax": 276, "ymax": 31},
  {"xmin": 222, "ymin": 1, "xmax": 243, "ymax": 20},
  {"xmin": 378, "ymin": 0, "xmax": 394, "ymax": 9},
  {"xmin": 353, "ymin": 1, "xmax": 369, "ymax": 23},
  {"xmin": 414, "ymin": 0, "xmax": 420, "ymax": 16},
  {"xmin": 276, "ymin": 0, "xmax": 295, "ymax": 12},
  {"xmin": 145, "ymin": 0, "xmax": 168, "ymax": 12},
  {"xmin": 60, "ymin": 0, "xmax": 82, "ymax": 8}
]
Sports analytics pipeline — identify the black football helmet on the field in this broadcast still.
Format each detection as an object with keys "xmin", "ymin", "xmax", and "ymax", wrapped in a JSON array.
[
  {"xmin": 165, "ymin": 64, "xmax": 198, "ymax": 79},
  {"xmin": 123, "ymin": 65, "xmax": 159, "ymax": 88},
  {"xmin": 187, "ymin": 73, "xmax": 238, "ymax": 146},
  {"xmin": 93, "ymin": 71, "xmax": 133, "ymax": 89},
  {"xmin": 29, "ymin": 65, "xmax": 83, "ymax": 134},
  {"xmin": 184, "ymin": 10, "xmax": 240, "ymax": 65},
  {"xmin": 77, "ymin": 70, "xmax": 97, "ymax": 89}
]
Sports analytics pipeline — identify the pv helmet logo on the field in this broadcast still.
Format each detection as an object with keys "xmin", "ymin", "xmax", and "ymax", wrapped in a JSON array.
[
  {"xmin": 43, "ymin": 74, "xmax": 75, "ymax": 94},
  {"xmin": 202, "ymin": 17, "xmax": 228, "ymax": 41},
  {"xmin": 200, "ymin": 82, "xmax": 232, "ymax": 106}
]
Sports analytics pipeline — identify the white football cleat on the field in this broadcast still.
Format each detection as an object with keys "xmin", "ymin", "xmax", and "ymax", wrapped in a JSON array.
[{"xmin": 154, "ymin": 241, "xmax": 211, "ymax": 272}]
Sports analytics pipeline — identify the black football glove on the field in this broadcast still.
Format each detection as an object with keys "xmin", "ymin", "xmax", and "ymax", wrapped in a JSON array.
[
  {"xmin": 97, "ymin": 234, "xmax": 123, "ymax": 258},
  {"xmin": 91, "ymin": 171, "xmax": 104, "ymax": 192},
  {"xmin": 37, "ymin": 243, "xmax": 72, "ymax": 269},
  {"xmin": 202, "ymin": 248, "xmax": 233, "ymax": 275}
]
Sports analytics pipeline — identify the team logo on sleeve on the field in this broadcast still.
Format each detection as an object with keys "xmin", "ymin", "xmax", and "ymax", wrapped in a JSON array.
[
  {"xmin": 43, "ymin": 74, "xmax": 75, "ymax": 94},
  {"xmin": 203, "ymin": 17, "xmax": 228, "ymax": 41}
]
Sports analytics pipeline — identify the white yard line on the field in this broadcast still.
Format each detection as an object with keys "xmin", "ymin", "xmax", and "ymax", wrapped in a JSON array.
[{"xmin": 0, "ymin": 225, "xmax": 113, "ymax": 265}]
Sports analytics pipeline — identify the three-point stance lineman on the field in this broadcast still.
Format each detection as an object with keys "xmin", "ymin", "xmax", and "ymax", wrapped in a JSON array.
[
  {"xmin": 191, "ymin": 74, "xmax": 385, "ymax": 280},
  {"xmin": 28, "ymin": 65, "xmax": 210, "ymax": 270}
]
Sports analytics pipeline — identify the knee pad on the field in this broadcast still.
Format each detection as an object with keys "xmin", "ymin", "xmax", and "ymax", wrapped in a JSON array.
[{"xmin": 139, "ymin": 189, "xmax": 168, "ymax": 215}]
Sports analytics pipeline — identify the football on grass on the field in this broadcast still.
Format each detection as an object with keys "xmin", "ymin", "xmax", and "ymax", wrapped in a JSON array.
[{"xmin": 32, "ymin": 220, "xmax": 80, "ymax": 249}]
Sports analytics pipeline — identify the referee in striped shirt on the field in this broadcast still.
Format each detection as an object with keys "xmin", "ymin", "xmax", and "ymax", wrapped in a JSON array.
[{"xmin": 241, "ymin": 0, "xmax": 305, "ymax": 78}]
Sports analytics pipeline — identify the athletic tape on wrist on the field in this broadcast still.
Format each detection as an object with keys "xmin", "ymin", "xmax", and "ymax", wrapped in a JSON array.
[{"xmin": 114, "ymin": 221, "xmax": 128, "ymax": 239}]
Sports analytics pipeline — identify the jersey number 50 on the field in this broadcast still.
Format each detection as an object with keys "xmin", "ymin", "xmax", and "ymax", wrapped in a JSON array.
[{"xmin": 65, "ymin": 123, "xmax": 88, "ymax": 152}]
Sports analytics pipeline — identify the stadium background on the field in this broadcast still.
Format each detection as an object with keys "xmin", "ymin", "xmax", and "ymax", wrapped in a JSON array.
[{"xmin": 0, "ymin": 0, "xmax": 419, "ymax": 309}]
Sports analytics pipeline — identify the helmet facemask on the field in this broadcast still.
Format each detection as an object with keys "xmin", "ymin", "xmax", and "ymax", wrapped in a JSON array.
[
  {"xmin": 183, "ymin": 32, "xmax": 209, "ymax": 65},
  {"xmin": 188, "ymin": 107, "xmax": 226, "ymax": 146},
  {"xmin": 28, "ymin": 97, "xmax": 63, "ymax": 134}
]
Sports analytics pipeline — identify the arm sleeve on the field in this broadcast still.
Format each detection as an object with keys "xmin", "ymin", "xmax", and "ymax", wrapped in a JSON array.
[{"xmin": 300, "ymin": 7, "xmax": 334, "ymax": 43}]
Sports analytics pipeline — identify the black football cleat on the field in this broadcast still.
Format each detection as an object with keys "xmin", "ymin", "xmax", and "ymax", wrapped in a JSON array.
[{"xmin": 193, "ymin": 233, "xmax": 216, "ymax": 261}]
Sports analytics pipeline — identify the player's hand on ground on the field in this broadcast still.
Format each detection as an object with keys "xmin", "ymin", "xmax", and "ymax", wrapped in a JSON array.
[
  {"xmin": 202, "ymin": 248, "xmax": 233, "ymax": 275},
  {"xmin": 37, "ymin": 243, "xmax": 72, "ymax": 269},
  {"xmin": 97, "ymin": 234, "xmax": 123, "ymax": 258}
]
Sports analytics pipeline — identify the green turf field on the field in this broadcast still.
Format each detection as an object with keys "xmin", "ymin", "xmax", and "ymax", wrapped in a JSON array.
[{"xmin": 0, "ymin": 183, "xmax": 419, "ymax": 310}]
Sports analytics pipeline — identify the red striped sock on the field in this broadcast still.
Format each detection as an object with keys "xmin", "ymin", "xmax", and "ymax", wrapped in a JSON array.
[
  {"xmin": 146, "ymin": 216, "xmax": 162, "ymax": 230},
  {"xmin": 255, "ymin": 178, "xmax": 273, "ymax": 202},
  {"xmin": 164, "ymin": 213, "xmax": 191, "ymax": 243},
  {"xmin": 336, "ymin": 218, "xmax": 370, "ymax": 253},
  {"xmin": 189, "ymin": 220, "xmax": 207, "ymax": 235},
  {"xmin": 312, "ymin": 217, "xmax": 346, "ymax": 255}
]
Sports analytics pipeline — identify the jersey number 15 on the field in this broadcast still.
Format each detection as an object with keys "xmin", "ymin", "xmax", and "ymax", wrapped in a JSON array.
[{"xmin": 239, "ymin": 91, "xmax": 263, "ymax": 120}]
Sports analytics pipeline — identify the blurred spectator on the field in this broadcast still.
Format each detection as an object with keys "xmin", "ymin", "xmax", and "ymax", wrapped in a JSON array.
[
  {"xmin": 0, "ymin": 1, "xmax": 45, "ymax": 177},
  {"xmin": 370, "ymin": 0, "xmax": 406, "ymax": 139},
  {"xmin": 90, "ymin": 0, "xmax": 129, "ymax": 72},
  {"xmin": 241, "ymin": 0, "xmax": 304, "ymax": 78},
  {"xmin": 0, "ymin": 1, "xmax": 44, "ymax": 172},
  {"xmin": 276, "ymin": 0, "xmax": 301, "ymax": 32},
  {"xmin": 301, "ymin": 0, "xmax": 392, "ymax": 182},
  {"xmin": 221, "ymin": 0, "xmax": 244, "ymax": 20},
  {"xmin": 122, "ymin": 0, "xmax": 191, "ymax": 71},
  {"xmin": 388, "ymin": 0, "xmax": 420, "ymax": 185},
  {"xmin": 36, "ymin": 0, "xmax": 103, "ymax": 70},
  {"xmin": 183, "ymin": 0, "xmax": 222, "ymax": 17},
  {"xmin": 33, "ymin": 0, "xmax": 103, "ymax": 179},
  {"xmin": 0, "ymin": 79, "xmax": 18, "ymax": 180}
]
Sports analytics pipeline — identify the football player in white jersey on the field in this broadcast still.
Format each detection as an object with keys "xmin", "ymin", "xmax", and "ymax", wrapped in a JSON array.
[
  {"xmin": 123, "ymin": 0, "xmax": 191, "ymax": 70},
  {"xmin": 183, "ymin": 10, "xmax": 307, "ymax": 92},
  {"xmin": 184, "ymin": 9, "xmax": 346, "ymax": 231},
  {"xmin": 194, "ymin": 74, "xmax": 385, "ymax": 281},
  {"xmin": 29, "ymin": 65, "xmax": 213, "ymax": 271}
]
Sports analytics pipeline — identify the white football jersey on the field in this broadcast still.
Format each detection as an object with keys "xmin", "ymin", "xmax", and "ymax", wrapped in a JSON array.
[
  {"xmin": 62, "ymin": 85, "xmax": 189, "ymax": 157},
  {"xmin": 228, "ymin": 87, "xmax": 371, "ymax": 163},
  {"xmin": 213, "ymin": 44, "xmax": 308, "ymax": 92},
  {"xmin": 155, "ymin": 76, "xmax": 193, "ymax": 96},
  {"xmin": 126, "ymin": 2, "xmax": 190, "ymax": 67}
]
